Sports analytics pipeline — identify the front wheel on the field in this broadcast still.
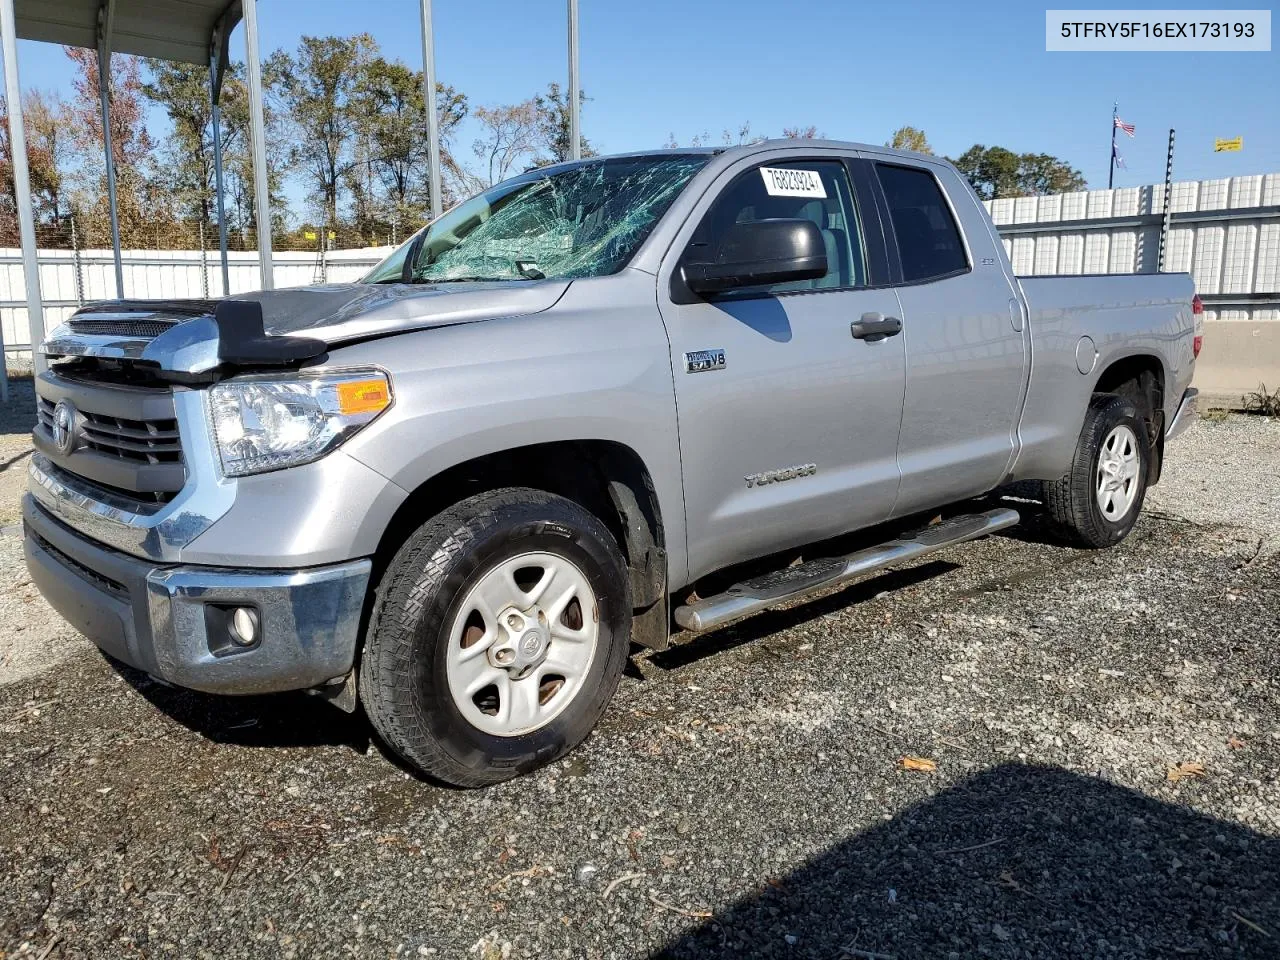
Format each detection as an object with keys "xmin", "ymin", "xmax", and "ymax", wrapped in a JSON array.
[
  {"xmin": 1041, "ymin": 393, "xmax": 1150, "ymax": 548},
  {"xmin": 359, "ymin": 488, "xmax": 632, "ymax": 786}
]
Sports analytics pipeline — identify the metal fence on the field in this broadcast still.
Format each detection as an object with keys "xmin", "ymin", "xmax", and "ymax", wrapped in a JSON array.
[
  {"xmin": 0, "ymin": 244, "xmax": 391, "ymax": 361},
  {"xmin": 985, "ymin": 173, "xmax": 1280, "ymax": 319},
  {"xmin": 984, "ymin": 172, "xmax": 1280, "ymax": 400}
]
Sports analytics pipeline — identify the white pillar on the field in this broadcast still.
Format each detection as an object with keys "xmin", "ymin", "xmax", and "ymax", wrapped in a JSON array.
[
  {"xmin": 1, "ymin": 0, "xmax": 43, "ymax": 385},
  {"xmin": 97, "ymin": 0, "xmax": 124, "ymax": 298},
  {"xmin": 209, "ymin": 17, "xmax": 232, "ymax": 296},
  {"xmin": 567, "ymin": 0, "xmax": 580, "ymax": 161},
  {"xmin": 419, "ymin": 0, "xmax": 443, "ymax": 221},
  {"xmin": 242, "ymin": 0, "xmax": 273, "ymax": 289}
]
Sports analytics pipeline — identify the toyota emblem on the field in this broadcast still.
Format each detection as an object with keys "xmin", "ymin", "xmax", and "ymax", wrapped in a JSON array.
[{"xmin": 51, "ymin": 399, "xmax": 78, "ymax": 455}]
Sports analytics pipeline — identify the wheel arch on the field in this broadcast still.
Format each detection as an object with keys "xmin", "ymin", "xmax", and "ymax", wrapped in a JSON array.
[
  {"xmin": 1090, "ymin": 352, "xmax": 1166, "ymax": 484},
  {"xmin": 370, "ymin": 439, "xmax": 671, "ymax": 649}
]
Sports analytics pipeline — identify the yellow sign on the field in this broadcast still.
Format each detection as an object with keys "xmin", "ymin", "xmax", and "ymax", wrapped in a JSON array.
[
  {"xmin": 303, "ymin": 230, "xmax": 316, "ymax": 240},
  {"xmin": 1214, "ymin": 137, "xmax": 1243, "ymax": 153},
  {"xmin": 328, "ymin": 230, "xmax": 336, "ymax": 240}
]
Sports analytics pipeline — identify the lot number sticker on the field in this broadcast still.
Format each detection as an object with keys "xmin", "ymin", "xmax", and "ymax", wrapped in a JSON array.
[{"xmin": 760, "ymin": 167, "xmax": 826, "ymax": 198}]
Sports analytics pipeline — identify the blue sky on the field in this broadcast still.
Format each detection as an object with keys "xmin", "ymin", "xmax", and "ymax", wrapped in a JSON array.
[{"xmin": 10, "ymin": 0, "xmax": 1279, "ymax": 202}]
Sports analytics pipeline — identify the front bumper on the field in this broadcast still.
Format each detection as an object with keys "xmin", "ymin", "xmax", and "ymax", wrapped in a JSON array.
[{"xmin": 23, "ymin": 496, "xmax": 371, "ymax": 695}]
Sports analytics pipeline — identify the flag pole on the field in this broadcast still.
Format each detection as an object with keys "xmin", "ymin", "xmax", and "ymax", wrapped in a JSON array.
[{"xmin": 1108, "ymin": 101, "xmax": 1118, "ymax": 189}]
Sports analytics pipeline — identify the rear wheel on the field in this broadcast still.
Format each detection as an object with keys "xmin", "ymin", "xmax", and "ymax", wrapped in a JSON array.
[
  {"xmin": 1042, "ymin": 394, "xmax": 1150, "ymax": 548},
  {"xmin": 359, "ymin": 488, "xmax": 632, "ymax": 786}
]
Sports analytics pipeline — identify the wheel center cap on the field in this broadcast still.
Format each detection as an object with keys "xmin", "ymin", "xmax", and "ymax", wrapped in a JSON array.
[{"xmin": 518, "ymin": 629, "xmax": 545, "ymax": 660}]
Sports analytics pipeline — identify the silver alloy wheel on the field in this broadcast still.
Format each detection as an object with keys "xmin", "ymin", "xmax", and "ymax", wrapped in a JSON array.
[
  {"xmin": 1095, "ymin": 424, "xmax": 1141, "ymax": 521},
  {"xmin": 445, "ymin": 551, "xmax": 599, "ymax": 737}
]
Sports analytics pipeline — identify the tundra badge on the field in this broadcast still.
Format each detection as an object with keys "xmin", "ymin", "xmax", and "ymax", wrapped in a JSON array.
[{"xmin": 685, "ymin": 349, "xmax": 726, "ymax": 373}]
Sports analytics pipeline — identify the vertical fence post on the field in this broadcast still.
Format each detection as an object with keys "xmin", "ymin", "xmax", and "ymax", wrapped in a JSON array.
[
  {"xmin": 71, "ymin": 215, "xmax": 85, "ymax": 307},
  {"xmin": 200, "ymin": 219, "xmax": 209, "ymax": 298},
  {"xmin": 1158, "ymin": 129, "xmax": 1176, "ymax": 274}
]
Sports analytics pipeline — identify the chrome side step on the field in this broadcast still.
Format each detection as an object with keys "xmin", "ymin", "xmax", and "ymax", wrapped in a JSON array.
[{"xmin": 673, "ymin": 508, "xmax": 1020, "ymax": 633}]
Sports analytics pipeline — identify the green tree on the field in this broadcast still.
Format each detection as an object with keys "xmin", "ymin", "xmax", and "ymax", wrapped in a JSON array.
[
  {"xmin": 952, "ymin": 144, "xmax": 1085, "ymax": 199},
  {"xmin": 952, "ymin": 144, "xmax": 1021, "ymax": 199},
  {"xmin": 348, "ymin": 56, "xmax": 466, "ymax": 236},
  {"xmin": 1017, "ymin": 152, "xmax": 1087, "ymax": 196},
  {"xmin": 270, "ymin": 34, "xmax": 376, "ymax": 227},
  {"xmin": 0, "ymin": 90, "xmax": 72, "ymax": 242},
  {"xmin": 142, "ymin": 58, "xmax": 286, "ymax": 245},
  {"xmin": 887, "ymin": 125, "xmax": 933, "ymax": 155},
  {"xmin": 532, "ymin": 82, "xmax": 592, "ymax": 163}
]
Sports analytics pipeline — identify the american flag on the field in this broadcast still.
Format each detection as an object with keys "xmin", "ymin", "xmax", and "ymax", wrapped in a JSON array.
[{"xmin": 1114, "ymin": 117, "xmax": 1136, "ymax": 138}]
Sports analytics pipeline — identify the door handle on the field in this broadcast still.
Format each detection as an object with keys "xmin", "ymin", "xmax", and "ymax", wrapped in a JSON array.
[{"xmin": 850, "ymin": 313, "xmax": 903, "ymax": 342}]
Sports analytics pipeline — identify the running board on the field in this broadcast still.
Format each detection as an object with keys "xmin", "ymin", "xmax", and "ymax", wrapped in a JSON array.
[{"xmin": 673, "ymin": 508, "xmax": 1020, "ymax": 633}]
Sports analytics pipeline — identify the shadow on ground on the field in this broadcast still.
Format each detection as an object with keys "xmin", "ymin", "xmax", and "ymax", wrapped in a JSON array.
[
  {"xmin": 0, "ymin": 376, "xmax": 36, "ymax": 437},
  {"xmin": 654, "ymin": 764, "xmax": 1279, "ymax": 959},
  {"xmin": 110, "ymin": 654, "xmax": 373, "ymax": 754}
]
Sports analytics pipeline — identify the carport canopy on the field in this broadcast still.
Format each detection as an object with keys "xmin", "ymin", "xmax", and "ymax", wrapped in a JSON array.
[{"xmin": 0, "ymin": 0, "xmax": 276, "ymax": 388}]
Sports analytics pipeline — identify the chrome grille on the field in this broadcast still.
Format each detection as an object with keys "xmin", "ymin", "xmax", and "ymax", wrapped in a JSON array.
[
  {"xmin": 67, "ymin": 317, "xmax": 182, "ymax": 338},
  {"xmin": 38, "ymin": 397, "xmax": 183, "ymax": 465}
]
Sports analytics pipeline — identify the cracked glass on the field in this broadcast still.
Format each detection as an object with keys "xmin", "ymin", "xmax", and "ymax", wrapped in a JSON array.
[{"xmin": 362, "ymin": 155, "xmax": 709, "ymax": 285}]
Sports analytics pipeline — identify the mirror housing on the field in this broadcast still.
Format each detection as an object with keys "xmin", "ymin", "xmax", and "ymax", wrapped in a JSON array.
[{"xmin": 681, "ymin": 219, "xmax": 828, "ymax": 296}]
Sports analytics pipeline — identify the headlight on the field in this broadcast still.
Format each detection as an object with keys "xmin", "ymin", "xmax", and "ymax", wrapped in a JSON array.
[{"xmin": 208, "ymin": 369, "xmax": 392, "ymax": 477}]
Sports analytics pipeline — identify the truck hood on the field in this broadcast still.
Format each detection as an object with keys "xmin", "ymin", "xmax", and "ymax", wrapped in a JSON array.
[
  {"xmin": 233, "ymin": 280, "xmax": 571, "ymax": 343},
  {"xmin": 42, "ymin": 280, "xmax": 571, "ymax": 376}
]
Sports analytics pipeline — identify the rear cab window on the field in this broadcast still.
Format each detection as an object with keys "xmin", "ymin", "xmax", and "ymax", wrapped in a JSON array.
[{"xmin": 875, "ymin": 164, "xmax": 969, "ymax": 283}]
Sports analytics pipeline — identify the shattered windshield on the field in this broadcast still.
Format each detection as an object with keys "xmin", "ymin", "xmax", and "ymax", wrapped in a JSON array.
[{"xmin": 361, "ymin": 154, "xmax": 708, "ymax": 284}]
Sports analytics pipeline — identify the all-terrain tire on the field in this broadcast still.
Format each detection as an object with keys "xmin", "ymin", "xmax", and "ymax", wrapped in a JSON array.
[
  {"xmin": 359, "ymin": 488, "xmax": 632, "ymax": 787},
  {"xmin": 1041, "ymin": 393, "xmax": 1150, "ymax": 548}
]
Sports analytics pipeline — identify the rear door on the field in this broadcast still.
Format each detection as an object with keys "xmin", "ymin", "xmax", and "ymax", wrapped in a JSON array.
[
  {"xmin": 657, "ymin": 152, "xmax": 907, "ymax": 581},
  {"xmin": 861, "ymin": 157, "xmax": 1028, "ymax": 517}
]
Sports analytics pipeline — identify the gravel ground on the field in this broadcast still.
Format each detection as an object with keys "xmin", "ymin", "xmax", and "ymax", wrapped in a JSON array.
[
  {"xmin": 0, "ymin": 377, "xmax": 84, "ymax": 686},
  {"xmin": 1, "ymin": 412, "xmax": 1278, "ymax": 959}
]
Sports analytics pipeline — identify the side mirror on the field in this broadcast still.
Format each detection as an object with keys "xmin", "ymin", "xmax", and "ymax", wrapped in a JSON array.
[{"xmin": 681, "ymin": 219, "xmax": 828, "ymax": 296}]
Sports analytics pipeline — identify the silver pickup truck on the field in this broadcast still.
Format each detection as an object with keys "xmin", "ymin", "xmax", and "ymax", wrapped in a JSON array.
[{"xmin": 25, "ymin": 140, "xmax": 1200, "ymax": 786}]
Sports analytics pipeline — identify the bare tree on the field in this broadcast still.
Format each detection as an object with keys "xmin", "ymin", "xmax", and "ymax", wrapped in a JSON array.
[
  {"xmin": 471, "ymin": 100, "xmax": 541, "ymax": 187},
  {"xmin": 782, "ymin": 125, "xmax": 822, "ymax": 139}
]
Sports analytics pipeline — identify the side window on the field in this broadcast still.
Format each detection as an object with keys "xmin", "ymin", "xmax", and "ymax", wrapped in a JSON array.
[
  {"xmin": 687, "ymin": 160, "xmax": 868, "ymax": 294},
  {"xmin": 875, "ymin": 164, "xmax": 968, "ymax": 283}
]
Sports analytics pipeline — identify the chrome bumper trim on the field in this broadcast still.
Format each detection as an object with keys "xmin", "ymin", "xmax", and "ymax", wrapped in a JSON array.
[
  {"xmin": 27, "ymin": 388, "xmax": 236, "ymax": 563},
  {"xmin": 24, "ymin": 496, "xmax": 370, "ymax": 695},
  {"xmin": 144, "ymin": 560, "xmax": 372, "ymax": 694},
  {"xmin": 1166, "ymin": 387, "xmax": 1198, "ymax": 441}
]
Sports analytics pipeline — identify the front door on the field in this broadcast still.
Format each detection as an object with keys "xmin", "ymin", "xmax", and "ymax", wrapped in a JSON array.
[{"xmin": 657, "ymin": 155, "xmax": 907, "ymax": 581}]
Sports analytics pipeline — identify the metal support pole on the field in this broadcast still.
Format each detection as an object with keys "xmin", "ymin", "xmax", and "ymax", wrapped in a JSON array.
[
  {"xmin": 567, "ymin": 0, "xmax": 580, "ymax": 160},
  {"xmin": 209, "ymin": 12, "xmax": 234, "ymax": 296},
  {"xmin": 1107, "ymin": 101, "xmax": 1117, "ymax": 190},
  {"xmin": 1, "ymin": 0, "xmax": 42, "ymax": 387},
  {"xmin": 97, "ymin": 0, "xmax": 124, "ymax": 298},
  {"xmin": 1158, "ymin": 129, "xmax": 1176, "ymax": 274},
  {"xmin": 419, "ymin": 0, "xmax": 443, "ymax": 221},
  {"xmin": 242, "ymin": 0, "xmax": 274, "ymax": 289}
]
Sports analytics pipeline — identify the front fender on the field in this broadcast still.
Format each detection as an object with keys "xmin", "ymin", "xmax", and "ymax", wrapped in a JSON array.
[{"xmin": 331, "ymin": 273, "xmax": 690, "ymax": 587}]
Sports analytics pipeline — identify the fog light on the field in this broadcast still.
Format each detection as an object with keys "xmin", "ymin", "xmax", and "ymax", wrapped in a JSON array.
[{"xmin": 230, "ymin": 607, "xmax": 259, "ymax": 646}]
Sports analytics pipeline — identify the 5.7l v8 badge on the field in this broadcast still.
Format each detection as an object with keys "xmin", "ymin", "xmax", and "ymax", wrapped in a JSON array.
[{"xmin": 684, "ymin": 349, "xmax": 726, "ymax": 373}]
